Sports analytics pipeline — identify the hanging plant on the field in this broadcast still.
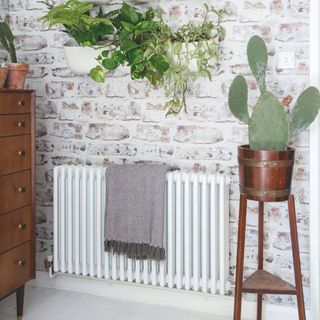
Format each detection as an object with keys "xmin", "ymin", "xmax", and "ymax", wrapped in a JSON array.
[{"xmin": 40, "ymin": 0, "xmax": 225, "ymax": 115}]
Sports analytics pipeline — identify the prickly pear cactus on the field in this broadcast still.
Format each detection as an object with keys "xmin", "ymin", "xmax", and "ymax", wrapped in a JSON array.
[
  {"xmin": 249, "ymin": 92, "xmax": 289, "ymax": 151},
  {"xmin": 228, "ymin": 35, "xmax": 320, "ymax": 151},
  {"xmin": 291, "ymin": 86, "xmax": 320, "ymax": 136},
  {"xmin": 228, "ymin": 75, "xmax": 250, "ymax": 124},
  {"xmin": 247, "ymin": 35, "xmax": 268, "ymax": 94}
]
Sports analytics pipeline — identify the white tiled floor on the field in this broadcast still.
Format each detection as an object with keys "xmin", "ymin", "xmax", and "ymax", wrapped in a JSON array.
[{"xmin": 0, "ymin": 285, "xmax": 231, "ymax": 320}]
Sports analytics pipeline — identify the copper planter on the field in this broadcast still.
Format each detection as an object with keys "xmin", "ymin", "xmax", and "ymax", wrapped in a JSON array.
[
  {"xmin": 238, "ymin": 145, "xmax": 295, "ymax": 202},
  {"xmin": 5, "ymin": 63, "xmax": 29, "ymax": 90}
]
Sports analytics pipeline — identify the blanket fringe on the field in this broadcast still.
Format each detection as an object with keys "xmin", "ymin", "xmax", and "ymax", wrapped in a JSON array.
[{"xmin": 105, "ymin": 240, "xmax": 166, "ymax": 261}]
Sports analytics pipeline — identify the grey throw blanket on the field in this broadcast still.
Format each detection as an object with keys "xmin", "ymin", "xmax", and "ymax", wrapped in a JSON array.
[{"xmin": 104, "ymin": 163, "xmax": 172, "ymax": 261}]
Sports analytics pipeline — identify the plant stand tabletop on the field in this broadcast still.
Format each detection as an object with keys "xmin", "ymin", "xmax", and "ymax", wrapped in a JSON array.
[{"xmin": 233, "ymin": 193, "xmax": 306, "ymax": 320}]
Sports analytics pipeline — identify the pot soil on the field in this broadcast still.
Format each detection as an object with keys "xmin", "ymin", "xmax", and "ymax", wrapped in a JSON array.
[
  {"xmin": 238, "ymin": 145, "xmax": 295, "ymax": 202},
  {"xmin": 5, "ymin": 63, "xmax": 29, "ymax": 89},
  {"xmin": 0, "ymin": 66, "xmax": 8, "ymax": 88}
]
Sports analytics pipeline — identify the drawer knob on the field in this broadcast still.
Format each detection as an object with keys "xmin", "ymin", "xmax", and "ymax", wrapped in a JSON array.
[
  {"xmin": 18, "ymin": 187, "xmax": 26, "ymax": 193},
  {"xmin": 18, "ymin": 150, "xmax": 26, "ymax": 157},
  {"xmin": 18, "ymin": 100, "xmax": 26, "ymax": 107},
  {"xmin": 18, "ymin": 223, "xmax": 26, "ymax": 230},
  {"xmin": 18, "ymin": 121, "xmax": 26, "ymax": 128},
  {"xmin": 18, "ymin": 260, "xmax": 26, "ymax": 267}
]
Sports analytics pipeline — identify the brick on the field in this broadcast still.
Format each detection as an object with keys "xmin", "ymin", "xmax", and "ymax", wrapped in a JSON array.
[
  {"xmin": 85, "ymin": 123, "xmax": 129, "ymax": 141},
  {"xmin": 174, "ymin": 126, "xmax": 223, "ymax": 144},
  {"xmin": 134, "ymin": 124, "xmax": 170, "ymax": 143},
  {"xmin": 15, "ymin": 35, "xmax": 47, "ymax": 51},
  {"xmin": 51, "ymin": 122, "xmax": 83, "ymax": 139},
  {"xmin": 46, "ymin": 81, "xmax": 75, "ymax": 99},
  {"xmin": 275, "ymin": 23, "xmax": 309, "ymax": 42}
]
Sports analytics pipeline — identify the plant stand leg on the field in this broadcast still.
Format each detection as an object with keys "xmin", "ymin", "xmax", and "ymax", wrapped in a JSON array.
[
  {"xmin": 288, "ymin": 195, "xmax": 306, "ymax": 320},
  {"xmin": 257, "ymin": 202, "xmax": 264, "ymax": 320},
  {"xmin": 233, "ymin": 193, "xmax": 247, "ymax": 320},
  {"xmin": 16, "ymin": 285, "xmax": 25, "ymax": 320}
]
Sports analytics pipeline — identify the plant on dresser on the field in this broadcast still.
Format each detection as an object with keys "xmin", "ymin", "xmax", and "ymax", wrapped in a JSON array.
[
  {"xmin": 0, "ymin": 22, "xmax": 29, "ymax": 89},
  {"xmin": 0, "ymin": 89, "xmax": 36, "ymax": 320}
]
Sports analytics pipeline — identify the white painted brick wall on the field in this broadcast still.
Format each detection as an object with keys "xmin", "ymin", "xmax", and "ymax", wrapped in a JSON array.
[{"xmin": 0, "ymin": 0, "xmax": 311, "ymax": 308}]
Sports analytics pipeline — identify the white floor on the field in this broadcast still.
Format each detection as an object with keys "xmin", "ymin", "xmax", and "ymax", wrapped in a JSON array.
[{"xmin": 0, "ymin": 285, "xmax": 231, "ymax": 320}]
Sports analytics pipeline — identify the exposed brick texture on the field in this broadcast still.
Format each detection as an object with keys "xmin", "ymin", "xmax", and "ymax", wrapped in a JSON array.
[{"xmin": 0, "ymin": 0, "xmax": 311, "ymax": 309}]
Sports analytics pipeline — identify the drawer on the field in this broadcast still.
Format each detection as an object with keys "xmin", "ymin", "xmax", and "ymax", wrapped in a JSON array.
[
  {"xmin": 0, "ymin": 92, "xmax": 31, "ymax": 114},
  {"xmin": 0, "ymin": 114, "xmax": 31, "ymax": 137},
  {"xmin": 0, "ymin": 206, "xmax": 32, "ymax": 254},
  {"xmin": 0, "ymin": 242, "xmax": 32, "ymax": 299},
  {"xmin": 0, "ymin": 171, "xmax": 31, "ymax": 215},
  {"xmin": 0, "ymin": 135, "xmax": 31, "ymax": 176}
]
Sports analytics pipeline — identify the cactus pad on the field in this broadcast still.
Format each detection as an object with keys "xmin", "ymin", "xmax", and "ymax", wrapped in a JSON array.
[
  {"xmin": 291, "ymin": 86, "xmax": 320, "ymax": 136},
  {"xmin": 249, "ymin": 92, "xmax": 289, "ymax": 151},
  {"xmin": 247, "ymin": 35, "xmax": 268, "ymax": 94},
  {"xmin": 228, "ymin": 75, "xmax": 250, "ymax": 124}
]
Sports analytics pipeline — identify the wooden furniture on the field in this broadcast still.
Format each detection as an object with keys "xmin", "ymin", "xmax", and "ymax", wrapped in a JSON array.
[
  {"xmin": 234, "ymin": 145, "xmax": 305, "ymax": 320},
  {"xmin": 0, "ymin": 89, "xmax": 36, "ymax": 320}
]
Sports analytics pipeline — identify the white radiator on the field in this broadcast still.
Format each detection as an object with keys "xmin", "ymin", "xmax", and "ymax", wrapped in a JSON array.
[{"xmin": 53, "ymin": 165, "xmax": 230, "ymax": 295}]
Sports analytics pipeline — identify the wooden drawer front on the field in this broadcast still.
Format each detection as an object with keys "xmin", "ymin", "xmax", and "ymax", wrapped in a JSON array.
[
  {"xmin": 0, "ymin": 171, "xmax": 31, "ymax": 215},
  {"xmin": 0, "ymin": 242, "xmax": 32, "ymax": 299},
  {"xmin": 0, "ymin": 135, "xmax": 31, "ymax": 176},
  {"xmin": 0, "ymin": 92, "xmax": 31, "ymax": 114},
  {"xmin": 0, "ymin": 207, "xmax": 32, "ymax": 254},
  {"xmin": 0, "ymin": 114, "xmax": 31, "ymax": 137}
]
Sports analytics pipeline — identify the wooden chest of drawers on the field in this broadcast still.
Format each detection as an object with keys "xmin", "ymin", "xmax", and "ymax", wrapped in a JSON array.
[{"xmin": 0, "ymin": 90, "xmax": 35, "ymax": 320}]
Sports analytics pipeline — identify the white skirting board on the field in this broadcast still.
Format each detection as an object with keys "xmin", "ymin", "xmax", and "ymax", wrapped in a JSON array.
[{"xmin": 30, "ymin": 272, "xmax": 310, "ymax": 320}]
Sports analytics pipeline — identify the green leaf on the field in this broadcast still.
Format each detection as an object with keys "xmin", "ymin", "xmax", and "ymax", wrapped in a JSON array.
[
  {"xmin": 119, "ymin": 29, "xmax": 130, "ymax": 40},
  {"xmin": 135, "ymin": 21, "xmax": 158, "ymax": 35},
  {"xmin": 131, "ymin": 63, "xmax": 147, "ymax": 79},
  {"xmin": 120, "ymin": 40, "xmax": 138, "ymax": 52},
  {"xmin": 150, "ymin": 54, "xmax": 169, "ymax": 74},
  {"xmin": 126, "ymin": 48, "xmax": 144, "ymax": 65},
  {"xmin": 74, "ymin": 31, "xmax": 92, "ymax": 45},
  {"xmin": 247, "ymin": 35, "xmax": 268, "ymax": 93},
  {"xmin": 102, "ymin": 58, "xmax": 118, "ymax": 70},
  {"xmin": 146, "ymin": 8, "xmax": 155, "ymax": 20},
  {"xmin": 90, "ymin": 66, "xmax": 105, "ymax": 83},
  {"xmin": 101, "ymin": 50, "xmax": 109, "ymax": 57},
  {"xmin": 112, "ymin": 50, "xmax": 126, "ymax": 64},
  {"xmin": 121, "ymin": 21, "xmax": 135, "ymax": 33},
  {"xmin": 120, "ymin": 2, "xmax": 139, "ymax": 25},
  {"xmin": 228, "ymin": 75, "xmax": 250, "ymax": 124},
  {"xmin": 291, "ymin": 86, "xmax": 320, "ymax": 136}
]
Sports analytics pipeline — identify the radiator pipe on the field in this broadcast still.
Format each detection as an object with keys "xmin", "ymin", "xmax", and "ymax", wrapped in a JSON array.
[{"xmin": 47, "ymin": 255, "xmax": 59, "ymax": 279}]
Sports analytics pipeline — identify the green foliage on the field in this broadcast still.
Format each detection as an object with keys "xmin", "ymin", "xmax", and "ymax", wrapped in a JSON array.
[
  {"xmin": 41, "ymin": 1, "xmax": 225, "ymax": 115},
  {"xmin": 229, "ymin": 75, "xmax": 249, "ymax": 124},
  {"xmin": 40, "ymin": 0, "xmax": 114, "ymax": 46},
  {"xmin": 0, "ymin": 22, "xmax": 17, "ymax": 63},
  {"xmin": 249, "ymin": 92, "xmax": 289, "ymax": 151},
  {"xmin": 291, "ymin": 86, "xmax": 320, "ymax": 136},
  {"xmin": 247, "ymin": 35, "xmax": 268, "ymax": 93},
  {"xmin": 228, "ymin": 35, "xmax": 320, "ymax": 151}
]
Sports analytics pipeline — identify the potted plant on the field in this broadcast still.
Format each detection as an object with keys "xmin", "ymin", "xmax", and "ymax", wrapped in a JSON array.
[
  {"xmin": 0, "ymin": 62, "xmax": 8, "ymax": 89},
  {"xmin": 228, "ymin": 35, "xmax": 320, "ymax": 201},
  {"xmin": 40, "ymin": 0, "xmax": 115, "ymax": 74},
  {"xmin": 163, "ymin": 5, "xmax": 225, "ymax": 115},
  {"xmin": 0, "ymin": 22, "xmax": 29, "ymax": 89}
]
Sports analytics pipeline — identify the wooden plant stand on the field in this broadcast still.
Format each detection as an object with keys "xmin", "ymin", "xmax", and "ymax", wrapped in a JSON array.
[{"xmin": 233, "ymin": 193, "xmax": 306, "ymax": 320}]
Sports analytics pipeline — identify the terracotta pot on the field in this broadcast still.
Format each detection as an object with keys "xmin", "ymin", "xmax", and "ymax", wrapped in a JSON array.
[
  {"xmin": 238, "ymin": 145, "xmax": 295, "ymax": 202},
  {"xmin": 0, "ymin": 66, "xmax": 8, "ymax": 88},
  {"xmin": 5, "ymin": 63, "xmax": 29, "ymax": 89}
]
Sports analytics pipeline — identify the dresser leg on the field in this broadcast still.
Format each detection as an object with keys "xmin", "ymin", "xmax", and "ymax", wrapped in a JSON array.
[
  {"xmin": 288, "ymin": 195, "xmax": 306, "ymax": 320},
  {"xmin": 233, "ymin": 194, "xmax": 247, "ymax": 320},
  {"xmin": 257, "ymin": 202, "xmax": 264, "ymax": 320},
  {"xmin": 16, "ymin": 285, "xmax": 25, "ymax": 320}
]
